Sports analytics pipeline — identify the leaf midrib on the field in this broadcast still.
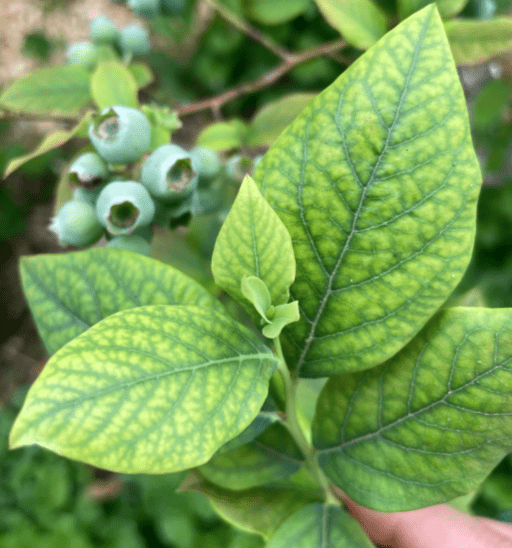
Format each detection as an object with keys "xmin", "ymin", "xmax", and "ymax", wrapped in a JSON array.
[{"xmin": 294, "ymin": 9, "xmax": 432, "ymax": 375}]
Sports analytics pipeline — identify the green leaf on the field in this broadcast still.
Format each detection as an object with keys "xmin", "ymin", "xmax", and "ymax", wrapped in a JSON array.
[
  {"xmin": 179, "ymin": 470, "xmax": 321, "ymax": 539},
  {"xmin": 9, "ymin": 305, "xmax": 279, "ymax": 474},
  {"xmin": 266, "ymin": 502, "xmax": 373, "ymax": 548},
  {"xmin": 262, "ymin": 302, "xmax": 300, "ymax": 339},
  {"xmin": 212, "ymin": 175, "xmax": 296, "ymax": 318},
  {"xmin": 253, "ymin": 5, "xmax": 481, "ymax": 377},
  {"xmin": 141, "ymin": 104, "xmax": 182, "ymax": 150},
  {"xmin": 242, "ymin": 276, "xmax": 273, "ymax": 321},
  {"xmin": 0, "ymin": 65, "xmax": 91, "ymax": 115},
  {"xmin": 196, "ymin": 119, "xmax": 249, "ymax": 151},
  {"xmin": 313, "ymin": 307, "xmax": 512, "ymax": 512},
  {"xmin": 129, "ymin": 62, "xmax": 155, "ymax": 89},
  {"xmin": 445, "ymin": 17, "xmax": 512, "ymax": 65},
  {"xmin": 314, "ymin": 0, "xmax": 388, "ymax": 50},
  {"xmin": 4, "ymin": 112, "xmax": 93, "ymax": 178},
  {"xmin": 472, "ymin": 79, "xmax": 512, "ymax": 130},
  {"xmin": 199, "ymin": 423, "xmax": 304, "ymax": 490},
  {"xmin": 399, "ymin": 0, "xmax": 469, "ymax": 19},
  {"xmin": 90, "ymin": 61, "xmax": 139, "ymax": 110},
  {"xmin": 244, "ymin": 0, "xmax": 311, "ymax": 25},
  {"xmin": 247, "ymin": 93, "xmax": 316, "ymax": 147},
  {"xmin": 20, "ymin": 247, "xmax": 225, "ymax": 355}
]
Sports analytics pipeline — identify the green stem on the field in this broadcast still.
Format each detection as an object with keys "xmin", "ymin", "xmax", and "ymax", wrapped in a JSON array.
[{"xmin": 274, "ymin": 338, "xmax": 339, "ymax": 506}]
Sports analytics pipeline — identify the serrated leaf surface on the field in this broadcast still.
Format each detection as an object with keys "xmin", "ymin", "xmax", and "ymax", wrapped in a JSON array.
[
  {"xmin": 9, "ymin": 305, "xmax": 279, "ymax": 474},
  {"xmin": 254, "ymin": 6, "xmax": 481, "ymax": 376}
]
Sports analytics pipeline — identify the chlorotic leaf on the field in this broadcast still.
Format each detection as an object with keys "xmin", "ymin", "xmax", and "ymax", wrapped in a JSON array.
[
  {"xmin": 254, "ymin": 5, "xmax": 481, "ymax": 377},
  {"xmin": 199, "ymin": 423, "xmax": 304, "ymax": 490},
  {"xmin": 0, "ymin": 65, "xmax": 91, "ymax": 115},
  {"xmin": 4, "ymin": 112, "xmax": 93, "ymax": 178},
  {"xmin": 179, "ymin": 470, "xmax": 321, "ymax": 539},
  {"xmin": 445, "ymin": 17, "xmax": 512, "ymax": 65},
  {"xmin": 398, "ymin": 0, "xmax": 469, "ymax": 19},
  {"xmin": 266, "ymin": 502, "xmax": 374, "ymax": 548},
  {"xmin": 90, "ymin": 61, "xmax": 139, "ymax": 109},
  {"xmin": 197, "ymin": 119, "xmax": 249, "ymax": 151},
  {"xmin": 314, "ymin": 0, "xmax": 388, "ymax": 50},
  {"xmin": 247, "ymin": 93, "xmax": 316, "ymax": 147},
  {"xmin": 19, "ymin": 248, "xmax": 225, "ymax": 355},
  {"xmin": 212, "ymin": 175, "xmax": 296, "ymax": 317},
  {"xmin": 9, "ymin": 305, "xmax": 279, "ymax": 474},
  {"xmin": 313, "ymin": 307, "xmax": 512, "ymax": 511}
]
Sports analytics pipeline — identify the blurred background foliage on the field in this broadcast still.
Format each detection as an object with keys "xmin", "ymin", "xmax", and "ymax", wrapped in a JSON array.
[{"xmin": 3, "ymin": 0, "xmax": 512, "ymax": 545}]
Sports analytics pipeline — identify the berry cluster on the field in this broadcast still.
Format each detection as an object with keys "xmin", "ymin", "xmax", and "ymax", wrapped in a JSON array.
[
  {"xmin": 66, "ymin": 16, "xmax": 150, "ymax": 70},
  {"xmin": 50, "ymin": 104, "xmax": 259, "ymax": 257}
]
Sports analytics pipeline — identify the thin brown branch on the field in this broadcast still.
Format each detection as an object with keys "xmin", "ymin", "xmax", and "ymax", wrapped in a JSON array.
[
  {"xmin": 203, "ymin": 0, "xmax": 290, "ymax": 61},
  {"xmin": 176, "ymin": 38, "xmax": 348, "ymax": 117}
]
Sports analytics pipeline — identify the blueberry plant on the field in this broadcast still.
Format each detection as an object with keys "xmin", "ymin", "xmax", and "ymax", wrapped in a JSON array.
[{"xmin": 4, "ymin": 0, "xmax": 512, "ymax": 546}]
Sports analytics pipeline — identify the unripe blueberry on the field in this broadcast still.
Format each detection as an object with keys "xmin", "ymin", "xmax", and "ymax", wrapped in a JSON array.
[
  {"xmin": 49, "ymin": 200, "xmax": 104, "ymax": 247},
  {"xmin": 72, "ymin": 185, "xmax": 106, "ymax": 207},
  {"xmin": 225, "ymin": 154, "xmax": 253, "ymax": 184},
  {"xmin": 141, "ymin": 144, "xmax": 198, "ymax": 203},
  {"xmin": 118, "ymin": 24, "xmax": 151, "ymax": 56},
  {"xmin": 68, "ymin": 152, "xmax": 109, "ymax": 188},
  {"xmin": 106, "ymin": 234, "xmax": 151, "ymax": 256},
  {"xmin": 96, "ymin": 181, "xmax": 155, "ymax": 235},
  {"xmin": 190, "ymin": 146, "xmax": 221, "ymax": 186},
  {"xmin": 90, "ymin": 16, "xmax": 119, "ymax": 45},
  {"xmin": 65, "ymin": 41, "xmax": 98, "ymax": 70},
  {"xmin": 161, "ymin": 0, "xmax": 186, "ymax": 16},
  {"xmin": 88, "ymin": 106, "xmax": 151, "ymax": 165},
  {"xmin": 128, "ymin": 0, "xmax": 161, "ymax": 18}
]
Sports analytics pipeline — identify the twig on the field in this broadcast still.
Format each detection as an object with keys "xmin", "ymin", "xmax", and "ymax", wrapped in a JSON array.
[
  {"xmin": 176, "ymin": 38, "xmax": 347, "ymax": 117},
  {"xmin": 203, "ymin": 0, "xmax": 290, "ymax": 61}
]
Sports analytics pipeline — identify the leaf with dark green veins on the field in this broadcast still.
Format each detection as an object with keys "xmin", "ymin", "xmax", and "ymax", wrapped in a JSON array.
[
  {"xmin": 212, "ymin": 175, "xmax": 296, "ymax": 318},
  {"xmin": 253, "ymin": 5, "xmax": 481, "ymax": 377},
  {"xmin": 20, "ymin": 248, "xmax": 225, "ymax": 355},
  {"xmin": 399, "ymin": 0, "xmax": 469, "ymax": 19},
  {"xmin": 90, "ymin": 61, "xmax": 138, "ymax": 109},
  {"xmin": 247, "ymin": 94, "xmax": 316, "ymax": 147},
  {"xmin": 0, "ymin": 65, "xmax": 91, "ymax": 115},
  {"xmin": 199, "ymin": 423, "xmax": 304, "ymax": 490},
  {"xmin": 445, "ymin": 17, "xmax": 512, "ymax": 65},
  {"xmin": 314, "ymin": 0, "xmax": 388, "ymax": 50},
  {"xmin": 9, "ymin": 305, "xmax": 279, "ymax": 474},
  {"xmin": 4, "ymin": 112, "xmax": 93, "ymax": 178},
  {"xmin": 313, "ymin": 307, "xmax": 512, "ymax": 512},
  {"xmin": 266, "ymin": 502, "xmax": 373, "ymax": 548},
  {"xmin": 179, "ymin": 470, "xmax": 321, "ymax": 539}
]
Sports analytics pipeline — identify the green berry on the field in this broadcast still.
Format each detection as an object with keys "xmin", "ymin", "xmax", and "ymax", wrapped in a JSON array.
[
  {"xmin": 118, "ymin": 24, "xmax": 151, "ymax": 56},
  {"xmin": 49, "ymin": 200, "xmax": 104, "ymax": 247},
  {"xmin": 96, "ymin": 181, "xmax": 155, "ymax": 235},
  {"xmin": 90, "ymin": 16, "xmax": 119, "ymax": 45},
  {"xmin": 190, "ymin": 146, "xmax": 221, "ymax": 186},
  {"xmin": 72, "ymin": 185, "xmax": 106, "ymax": 207},
  {"xmin": 88, "ymin": 106, "xmax": 151, "ymax": 165},
  {"xmin": 68, "ymin": 152, "xmax": 109, "ymax": 188},
  {"xmin": 106, "ymin": 234, "xmax": 151, "ymax": 256},
  {"xmin": 65, "ymin": 41, "xmax": 98, "ymax": 70},
  {"xmin": 225, "ymin": 154, "xmax": 253, "ymax": 184},
  {"xmin": 141, "ymin": 144, "xmax": 198, "ymax": 203},
  {"xmin": 161, "ymin": 0, "xmax": 186, "ymax": 16},
  {"xmin": 128, "ymin": 0, "xmax": 161, "ymax": 18}
]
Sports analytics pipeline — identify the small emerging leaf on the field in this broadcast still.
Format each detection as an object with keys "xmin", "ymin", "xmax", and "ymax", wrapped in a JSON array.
[
  {"xmin": 242, "ymin": 276, "xmax": 273, "ymax": 321},
  {"xmin": 10, "ymin": 305, "xmax": 279, "ymax": 474},
  {"xmin": 262, "ymin": 302, "xmax": 300, "ymax": 339}
]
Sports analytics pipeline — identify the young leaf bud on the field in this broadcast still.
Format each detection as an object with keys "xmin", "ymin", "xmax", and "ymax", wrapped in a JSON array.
[
  {"xmin": 225, "ymin": 154, "xmax": 253, "ymax": 184},
  {"xmin": 68, "ymin": 153, "xmax": 109, "ymax": 189},
  {"xmin": 88, "ymin": 106, "xmax": 151, "ymax": 165},
  {"xmin": 128, "ymin": 0, "xmax": 161, "ymax": 18},
  {"xmin": 141, "ymin": 144, "xmax": 199, "ymax": 203},
  {"xmin": 118, "ymin": 24, "xmax": 151, "ymax": 56},
  {"xmin": 65, "ymin": 41, "xmax": 98, "ymax": 70},
  {"xmin": 106, "ymin": 234, "xmax": 151, "ymax": 256},
  {"xmin": 190, "ymin": 146, "xmax": 221, "ymax": 187},
  {"xmin": 96, "ymin": 181, "xmax": 155, "ymax": 235},
  {"xmin": 90, "ymin": 16, "xmax": 119, "ymax": 45},
  {"xmin": 49, "ymin": 200, "xmax": 104, "ymax": 247}
]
